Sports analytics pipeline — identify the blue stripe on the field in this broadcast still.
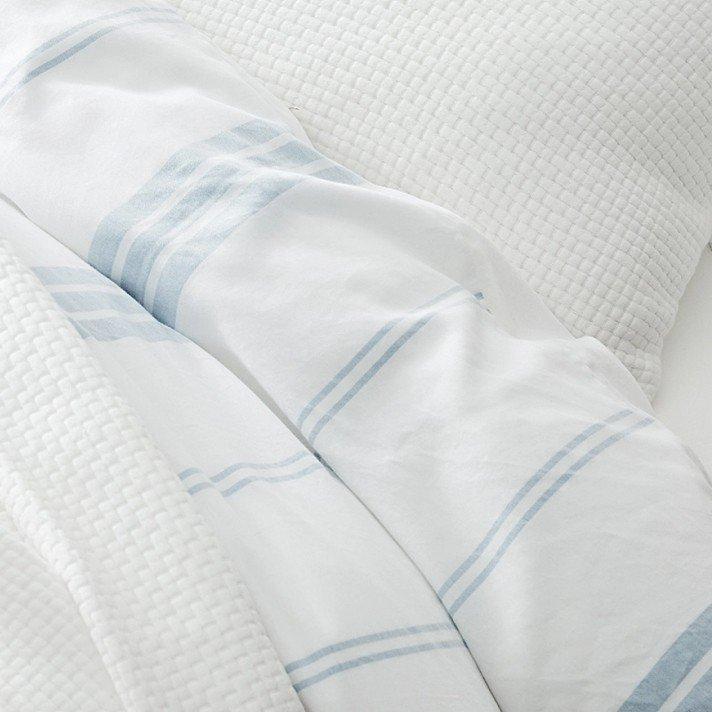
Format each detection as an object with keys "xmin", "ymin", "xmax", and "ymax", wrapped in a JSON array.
[
  {"xmin": 0, "ymin": 16, "xmax": 182, "ymax": 111},
  {"xmin": 0, "ymin": 6, "xmax": 175, "ymax": 93},
  {"xmin": 449, "ymin": 417, "xmax": 654, "ymax": 615},
  {"xmin": 221, "ymin": 462, "xmax": 321, "ymax": 496},
  {"xmin": 185, "ymin": 462, "xmax": 321, "ymax": 497},
  {"xmin": 438, "ymin": 409, "xmax": 633, "ymax": 598},
  {"xmin": 285, "ymin": 622, "xmax": 454, "ymax": 673},
  {"xmin": 68, "ymin": 316, "xmax": 182, "ymax": 343},
  {"xmin": 306, "ymin": 291, "xmax": 470, "ymax": 444},
  {"xmin": 149, "ymin": 163, "xmax": 364, "ymax": 327},
  {"xmin": 51, "ymin": 290, "xmax": 144, "ymax": 314},
  {"xmin": 33, "ymin": 266, "xmax": 108, "ymax": 286},
  {"xmin": 178, "ymin": 467, "xmax": 201, "ymax": 481},
  {"xmin": 151, "ymin": 174, "xmax": 302, "ymax": 326},
  {"xmin": 119, "ymin": 140, "xmax": 319, "ymax": 305},
  {"xmin": 674, "ymin": 666, "xmax": 712, "ymax": 712},
  {"xmin": 296, "ymin": 286, "xmax": 462, "ymax": 429},
  {"xmin": 88, "ymin": 117, "xmax": 358, "ymax": 325},
  {"xmin": 619, "ymin": 604, "xmax": 712, "ymax": 711},
  {"xmin": 292, "ymin": 639, "xmax": 465, "ymax": 692},
  {"xmin": 89, "ymin": 120, "xmax": 284, "ymax": 276},
  {"xmin": 120, "ymin": 162, "xmax": 242, "ymax": 302},
  {"xmin": 211, "ymin": 451, "xmax": 309, "ymax": 484},
  {"xmin": 186, "ymin": 481, "xmax": 213, "ymax": 496}
]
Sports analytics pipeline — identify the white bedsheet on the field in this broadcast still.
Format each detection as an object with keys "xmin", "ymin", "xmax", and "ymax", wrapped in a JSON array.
[
  {"xmin": 1, "ymin": 3, "xmax": 711, "ymax": 711},
  {"xmin": 655, "ymin": 249, "xmax": 712, "ymax": 471}
]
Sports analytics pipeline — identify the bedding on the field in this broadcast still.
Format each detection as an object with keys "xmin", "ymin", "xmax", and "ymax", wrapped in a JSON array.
[
  {"xmin": 0, "ymin": 230, "xmax": 301, "ymax": 712},
  {"xmin": 655, "ymin": 249, "xmax": 712, "ymax": 471},
  {"xmin": 1, "ymin": 198, "xmax": 496, "ymax": 712},
  {"xmin": 1, "ymin": 2, "xmax": 711, "ymax": 711},
  {"xmin": 168, "ymin": 0, "xmax": 712, "ymax": 399}
]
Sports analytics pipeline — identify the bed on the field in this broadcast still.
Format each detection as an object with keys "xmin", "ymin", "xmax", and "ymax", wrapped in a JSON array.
[
  {"xmin": 656, "ymin": 248, "xmax": 712, "ymax": 471},
  {"xmin": 0, "ymin": 2, "xmax": 710, "ymax": 711}
]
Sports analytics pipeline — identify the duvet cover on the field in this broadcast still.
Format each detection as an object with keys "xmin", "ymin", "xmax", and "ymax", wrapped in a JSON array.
[{"xmin": 0, "ymin": 2, "xmax": 710, "ymax": 711}]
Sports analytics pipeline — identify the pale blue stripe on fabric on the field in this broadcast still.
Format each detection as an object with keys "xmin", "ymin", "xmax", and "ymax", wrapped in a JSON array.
[
  {"xmin": 119, "ymin": 140, "xmax": 319, "ymax": 304},
  {"xmin": 673, "ymin": 666, "xmax": 712, "ymax": 712},
  {"xmin": 211, "ymin": 451, "xmax": 309, "ymax": 484},
  {"xmin": 51, "ymin": 290, "xmax": 144, "ymax": 314},
  {"xmin": 618, "ymin": 603, "xmax": 712, "ymax": 711},
  {"xmin": 296, "ymin": 285, "xmax": 462, "ymax": 429},
  {"xmin": 0, "ymin": 16, "xmax": 182, "ymax": 111},
  {"xmin": 284, "ymin": 622, "xmax": 454, "ymax": 673},
  {"xmin": 120, "ymin": 161, "xmax": 241, "ymax": 303},
  {"xmin": 449, "ymin": 416, "xmax": 654, "ymax": 615},
  {"xmin": 306, "ymin": 290, "xmax": 473, "ymax": 444},
  {"xmin": 91, "ymin": 152, "xmax": 205, "ymax": 276},
  {"xmin": 69, "ymin": 316, "xmax": 183, "ymax": 343},
  {"xmin": 438, "ymin": 409, "xmax": 633, "ymax": 598},
  {"xmin": 150, "ymin": 161, "xmax": 364, "ymax": 327},
  {"xmin": 222, "ymin": 462, "xmax": 322, "ymax": 496},
  {"xmin": 292, "ymin": 639, "xmax": 466, "ymax": 692},
  {"xmin": 178, "ymin": 452, "xmax": 310, "ymax": 485},
  {"xmin": 186, "ymin": 462, "xmax": 321, "ymax": 497},
  {"xmin": 32, "ymin": 266, "xmax": 108, "ymax": 286},
  {"xmin": 151, "ymin": 174, "xmax": 302, "ymax": 327},
  {"xmin": 89, "ymin": 120, "xmax": 285, "ymax": 276},
  {"xmin": 186, "ymin": 481, "xmax": 213, "ymax": 496},
  {"xmin": 0, "ymin": 6, "xmax": 175, "ymax": 93},
  {"xmin": 178, "ymin": 467, "xmax": 201, "ymax": 481}
]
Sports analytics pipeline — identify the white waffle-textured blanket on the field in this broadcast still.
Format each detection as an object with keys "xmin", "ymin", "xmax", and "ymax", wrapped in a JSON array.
[{"xmin": 0, "ymin": 237, "xmax": 302, "ymax": 712}]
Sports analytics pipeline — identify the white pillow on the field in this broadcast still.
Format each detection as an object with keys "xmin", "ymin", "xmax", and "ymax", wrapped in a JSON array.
[{"xmin": 169, "ymin": 0, "xmax": 712, "ymax": 398}]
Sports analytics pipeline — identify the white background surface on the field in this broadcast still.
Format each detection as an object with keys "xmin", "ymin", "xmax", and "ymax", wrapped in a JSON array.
[{"xmin": 655, "ymin": 249, "xmax": 711, "ymax": 471}]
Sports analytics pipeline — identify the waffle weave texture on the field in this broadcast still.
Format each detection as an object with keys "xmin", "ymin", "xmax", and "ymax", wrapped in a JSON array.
[
  {"xmin": 169, "ymin": 0, "xmax": 712, "ymax": 397},
  {"xmin": 0, "ymin": 237, "xmax": 303, "ymax": 712}
]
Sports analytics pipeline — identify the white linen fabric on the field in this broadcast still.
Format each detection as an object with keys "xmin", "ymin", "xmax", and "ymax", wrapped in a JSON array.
[
  {"xmin": 1, "ymin": 3, "xmax": 712, "ymax": 711},
  {"xmin": 655, "ymin": 248, "xmax": 712, "ymax": 471},
  {"xmin": 168, "ymin": 0, "xmax": 712, "ymax": 398},
  {"xmin": 0, "ymin": 234, "xmax": 302, "ymax": 712}
]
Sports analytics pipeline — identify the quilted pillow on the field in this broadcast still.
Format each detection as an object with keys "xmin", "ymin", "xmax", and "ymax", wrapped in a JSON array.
[{"xmin": 169, "ymin": 0, "xmax": 712, "ymax": 398}]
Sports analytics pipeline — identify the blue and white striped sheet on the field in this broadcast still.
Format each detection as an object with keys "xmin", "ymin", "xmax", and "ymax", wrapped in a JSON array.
[
  {"xmin": 297, "ymin": 286, "xmax": 486, "ymax": 444},
  {"xmin": 3, "ymin": 3, "xmax": 357, "ymax": 329},
  {"xmin": 1, "ymin": 3, "xmax": 350, "ymax": 337},
  {"xmin": 33, "ymin": 266, "xmax": 183, "ymax": 342},
  {"xmin": 1, "ymin": 2, "xmax": 711, "ymax": 710},
  {"xmin": 619, "ymin": 604, "xmax": 712, "ymax": 712},
  {"xmin": 89, "ymin": 125, "xmax": 355, "ymax": 275},
  {"xmin": 286, "ymin": 622, "xmax": 466, "ymax": 693},
  {"xmin": 439, "ymin": 410, "xmax": 654, "ymax": 616},
  {"xmin": 119, "ymin": 152, "xmax": 710, "ymax": 708},
  {"xmin": 0, "ymin": 5, "xmax": 182, "ymax": 111},
  {"xmin": 88, "ymin": 120, "xmax": 361, "ymax": 326},
  {"xmin": 6, "ymin": 209, "xmax": 497, "ymax": 712},
  {"xmin": 178, "ymin": 452, "xmax": 323, "ymax": 497}
]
